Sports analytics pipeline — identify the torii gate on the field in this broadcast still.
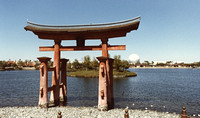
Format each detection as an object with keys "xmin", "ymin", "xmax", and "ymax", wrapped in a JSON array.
[{"xmin": 24, "ymin": 16, "xmax": 140, "ymax": 111}]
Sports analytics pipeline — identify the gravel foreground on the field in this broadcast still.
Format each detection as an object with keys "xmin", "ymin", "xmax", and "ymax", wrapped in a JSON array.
[{"xmin": 0, "ymin": 106, "xmax": 182, "ymax": 118}]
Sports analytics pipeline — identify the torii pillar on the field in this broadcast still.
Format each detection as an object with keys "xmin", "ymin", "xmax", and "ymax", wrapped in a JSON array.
[
  {"xmin": 37, "ymin": 57, "xmax": 51, "ymax": 108},
  {"xmin": 97, "ymin": 38, "xmax": 114, "ymax": 111},
  {"xmin": 107, "ymin": 58, "xmax": 114, "ymax": 109},
  {"xmin": 60, "ymin": 58, "xmax": 69, "ymax": 106},
  {"xmin": 50, "ymin": 40, "xmax": 61, "ymax": 106}
]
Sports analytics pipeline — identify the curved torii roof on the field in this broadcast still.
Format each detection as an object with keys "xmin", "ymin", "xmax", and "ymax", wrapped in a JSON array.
[{"xmin": 24, "ymin": 16, "xmax": 141, "ymax": 40}]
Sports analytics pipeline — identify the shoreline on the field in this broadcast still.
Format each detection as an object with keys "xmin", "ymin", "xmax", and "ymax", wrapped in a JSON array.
[
  {"xmin": 0, "ymin": 106, "xmax": 181, "ymax": 118},
  {"xmin": 130, "ymin": 66, "xmax": 200, "ymax": 69},
  {"xmin": 0, "ymin": 67, "xmax": 37, "ymax": 71},
  {"xmin": 1, "ymin": 67, "xmax": 199, "ymax": 71},
  {"xmin": 67, "ymin": 70, "xmax": 137, "ymax": 78}
]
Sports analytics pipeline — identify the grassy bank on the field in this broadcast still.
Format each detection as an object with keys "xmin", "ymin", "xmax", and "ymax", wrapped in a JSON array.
[
  {"xmin": 113, "ymin": 70, "xmax": 137, "ymax": 78},
  {"xmin": 68, "ymin": 70, "xmax": 137, "ymax": 78},
  {"xmin": 0, "ymin": 69, "xmax": 4, "ymax": 71}
]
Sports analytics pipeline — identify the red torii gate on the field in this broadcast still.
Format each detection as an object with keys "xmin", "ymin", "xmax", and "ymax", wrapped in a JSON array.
[{"xmin": 24, "ymin": 16, "xmax": 140, "ymax": 111}]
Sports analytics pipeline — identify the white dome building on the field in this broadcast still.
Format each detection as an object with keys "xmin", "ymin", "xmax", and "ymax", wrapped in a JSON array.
[{"xmin": 129, "ymin": 54, "xmax": 140, "ymax": 64}]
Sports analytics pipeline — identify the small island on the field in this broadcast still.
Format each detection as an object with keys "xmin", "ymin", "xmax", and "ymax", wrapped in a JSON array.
[
  {"xmin": 68, "ymin": 70, "xmax": 137, "ymax": 78},
  {"xmin": 67, "ymin": 55, "xmax": 137, "ymax": 78}
]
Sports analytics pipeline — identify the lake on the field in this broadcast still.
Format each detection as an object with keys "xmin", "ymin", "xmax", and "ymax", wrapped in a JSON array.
[{"xmin": 0, "ymin": 68, "xmax": 199, "ymax": 115}]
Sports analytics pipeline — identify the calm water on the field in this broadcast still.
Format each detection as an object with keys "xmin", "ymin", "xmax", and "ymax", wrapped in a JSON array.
[{"xmin": 0, "ymin": 69, "xmax": 199, "ymax": 115}]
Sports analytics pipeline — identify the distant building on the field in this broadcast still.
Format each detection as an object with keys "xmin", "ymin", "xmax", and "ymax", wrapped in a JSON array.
[{"xmin": 6, "ymin": 59, "xmax": 17, "ymax": 66}]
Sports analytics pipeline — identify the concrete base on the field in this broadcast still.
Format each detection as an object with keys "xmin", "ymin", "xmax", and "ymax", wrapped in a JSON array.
[
  {"xmin": 98, "ymin": 105, "xmax": 108, "ymax": 111},
  {"xmin": 108, "ymin": 101, "xmax": 114, "ymax": 109},
  {"xmin": 59, "ymin": 96, "xmax": 67, "ymax": 102},
  {"xmin": 59, "ymin": 96, "xmax": 67, "ymax": 106},
  {"xmin": 49, "ymin": 99, "xmax": 60, "ymax": 107},
  {"xmin": 38, "ymin": 103, "xmax": 48, "ymax": 108}
]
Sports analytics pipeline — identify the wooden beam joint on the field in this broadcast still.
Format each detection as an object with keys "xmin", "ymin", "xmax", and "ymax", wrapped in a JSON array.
[
  {"xmin": 48, "ymin": 85, "xmax": 55, "ymax": 92},
  {"xmin": 48, "ymin": 66, "xmax": 56, "ymax": 71},
  {"xmin": 76, "ymin": 38, "xmax": 85, "ymax": 47}
]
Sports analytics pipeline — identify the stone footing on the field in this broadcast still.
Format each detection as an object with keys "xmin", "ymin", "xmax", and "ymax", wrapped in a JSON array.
[
  {"xmin": 98, "ymin": 105, "xmax": 108, "ymax": 111},
  {"xmin": 38, "ymin": 103, "xmax": 48, "ymax": 108},
  {"xmin": 59, "ymin": 96, "xmax": 67, "ymax": 106},
  {"xmin": 49, "ymin": 99, "xmax": 60, "ymax": 107}
]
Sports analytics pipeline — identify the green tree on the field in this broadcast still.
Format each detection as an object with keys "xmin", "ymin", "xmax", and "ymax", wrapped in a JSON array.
[
  {"xmin": 11, "ymin": 63, "xmax": 17, "ymax": 67},
  {"xmin": 72, "ymin": 59, "xmax": 81, "ymax": 70},
  {"xmin": 48, "ymin": 61, "xmax": 53, "ymax": 68},
  {"xmin": 121, "ymin": 60, "xmax": 130, "ymax": 71},
  {"xmin": 83, "ymin": 55, "xmax": 91, "ymax": 70},
  {"xmin": 17, "ymin": 59, "xmax": 24, "ymax": 67},
  {"xmin": 34, "ymin": 60, "xmax": 41, "ymax": 69},
  {"xmin": 144, "ymin": 61, "xmax": 150, "ymax": 66},
  {"xmin": 67, "ymin": 61, "xmax": 72, "ymax": 70},
  {"xmin": 0, "ymin": 61, "xmax": 7, "ymax": 68},
  {"xmin": 90, "ymin": 58, "xmax": 99, "ymax": 70},
  {"xmin": 156, "ymin": 63, "xmax": 165, "ymax": 67},
  {"xmin": 166, "ymin": 61, "xmax": 172, "ymax": 66},
  {"xmin": 197, "ymin": 62, "xmax": 200, "ymax": 66},
  {"xmin": 113, "ymin": 55, "xmax": 121, "ymax": 71},
  {"xmin": 24, "ymin": 60, "xmax": 29, "ymax": 67}
]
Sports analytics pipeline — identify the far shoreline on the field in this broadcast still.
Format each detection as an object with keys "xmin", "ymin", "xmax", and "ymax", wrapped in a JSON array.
[
  {"xmin": 130, "ymin": 66, "xmax": 200, "ymax": 69},
  {"xmin": 1, "ymin": 66, "xmax": 199, "ymax": 71}
]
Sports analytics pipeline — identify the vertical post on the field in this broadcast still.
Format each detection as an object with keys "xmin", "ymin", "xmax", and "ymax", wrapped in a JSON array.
[
  {"xmin": 100, "ymin": 38, "xmax": 114, "ymax": 110},
  {"xmin": 50, "ymin": 40, "xmax": 61, "ymax": 106},
  {"xmin": 106, "ymin": 58, "xmax": 114, "ymax": 109},
  {"xmin": 97, "ymin": 56, "xmax": 108, "ymax": 111},
  {"xmin": 124, "ymin": 109, "xmax": 129, "ymax": 118},
  {"xmin": 37, "ymin": 57, "xmax": 51, "ymax": 108},
  {"xmin": 60, "ymin": 58, "xmax": 69, "ymax": 106},
  {"xmin": 181, "ymin": 106, "xmax": 188, "ymax": 118},
  {"xmin": 97, "ymin": 38, "xmax": 109, "ymax": 111},
  {"xmin": 97, "ymin": 38, "xmax": 114, "ymax": 110},
  {"xmin": 101, "ymin": 38, "xmax": 108, "ymax": 57}
]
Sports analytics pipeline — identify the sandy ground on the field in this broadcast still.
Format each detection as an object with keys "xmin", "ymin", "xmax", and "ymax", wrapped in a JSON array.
[{"xmin": 0, "ymin": 106, "xmax": 182, "ymax": 118}]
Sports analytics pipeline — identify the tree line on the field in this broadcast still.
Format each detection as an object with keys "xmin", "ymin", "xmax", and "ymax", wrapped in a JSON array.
[
  {"xmin": 0, "ymin": 55, "xmax": 130, "ymax": 71},
  {"xmin": 0, "ymin": 60, "xmax": 40, "ymax": 70},
  {"xmin": 138, "ymin": 60, "xmax": 200, "ymax": 68},
  {"xmin": 67, "ymin": 55, "xmax": 130, "ymax": 72}
]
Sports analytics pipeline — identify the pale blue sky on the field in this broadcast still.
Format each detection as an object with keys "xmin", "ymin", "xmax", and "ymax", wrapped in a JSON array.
[{"xmin": 1, "ymin": 0, "xmax": 200, "ymax": 63}]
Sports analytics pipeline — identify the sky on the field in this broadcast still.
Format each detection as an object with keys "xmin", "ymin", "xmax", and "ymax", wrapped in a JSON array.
[{"xmin": 1, "ymin": 0, "xmax": 200, "ymax": 63}]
